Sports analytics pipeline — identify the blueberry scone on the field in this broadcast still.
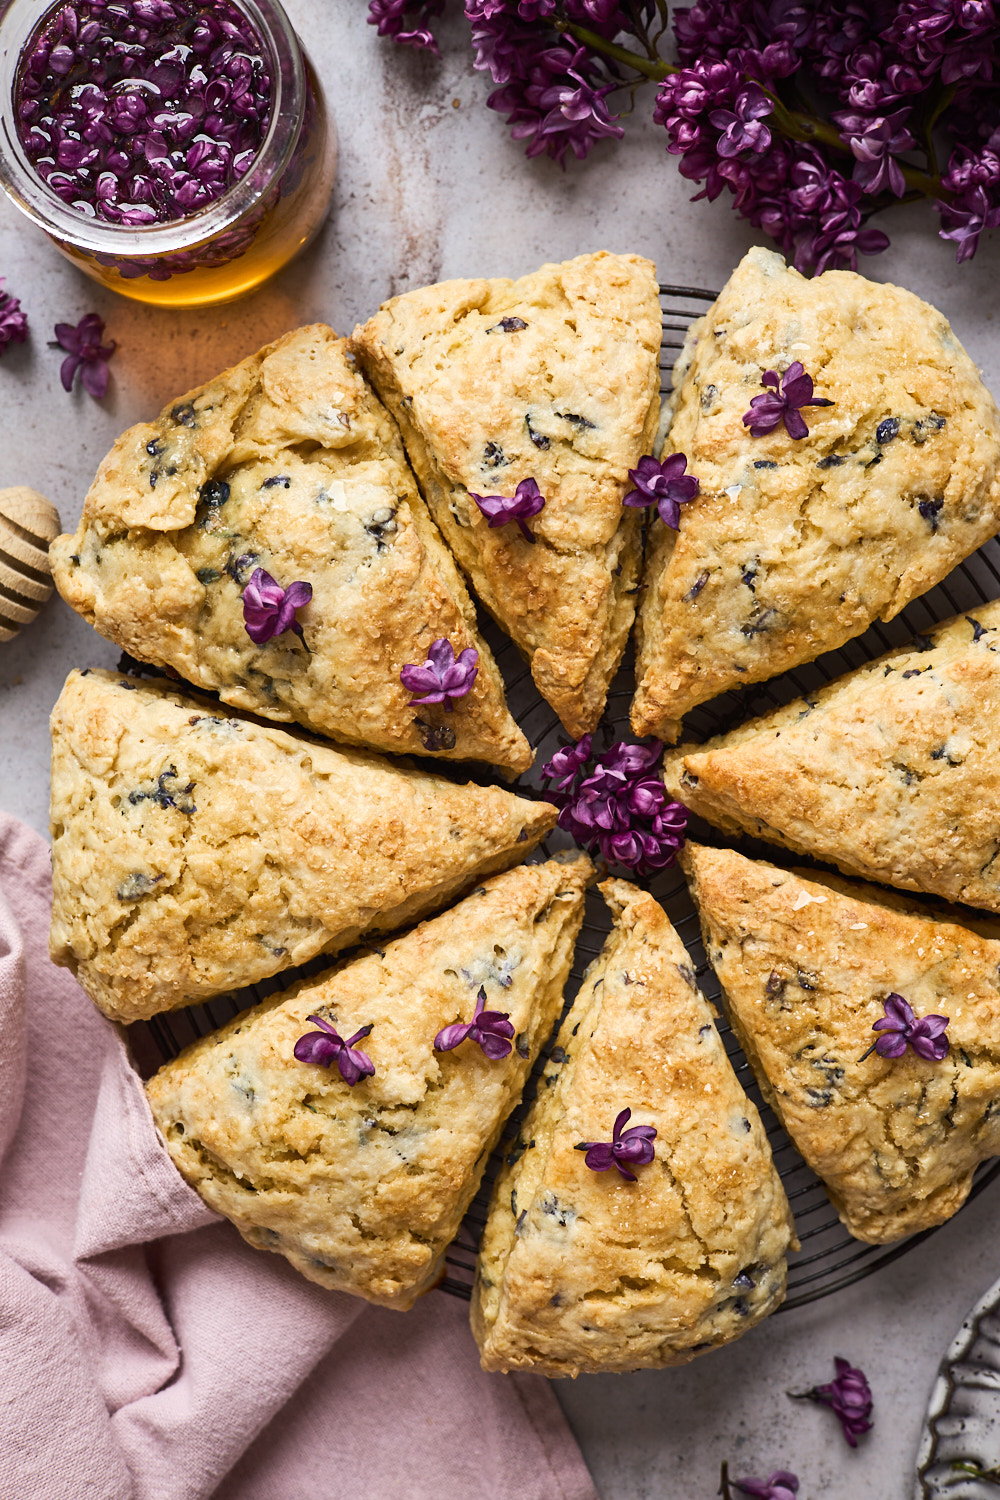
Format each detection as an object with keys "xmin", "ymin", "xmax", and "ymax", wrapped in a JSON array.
[
  {"xmin": 662, "ymin": 601, "xmax": 1000, "ymax": 912},
  {"xmin": 633, "ymin": 246, "xmax": 1000, "ymax": 742},
  {"xmin": 50, "ymin": 325, "xmax": 530, "ymax": 774},
  {"xmin": 50, "ymin": 669, "xmax": 557, "ymax": 1022},
  {"xmin": 350, "ymin": 253, "xmax": 662, "ymax": 739},
  {"xmin": 145, "ymin": 854, "xmax": 593, "ymax": 1308},
  {"xmin": 471, "ymin": 879, "xmax": 794, "ymax": 1375},
  {"xmin": 683, "ymin": 842, "xmax": 1000, "ymax": 1242}
]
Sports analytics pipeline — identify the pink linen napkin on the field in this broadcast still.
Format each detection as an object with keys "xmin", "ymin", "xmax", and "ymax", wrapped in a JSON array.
[{"xmin": 0, "ymin": 811, "xmax": 598, "ymax": 1500}]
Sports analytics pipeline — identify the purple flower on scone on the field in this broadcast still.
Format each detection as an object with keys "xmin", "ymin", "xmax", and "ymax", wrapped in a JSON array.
[
  {"xmin": 576, "ymin": 1108, "xmax": 657, "ymax": 1182},
  {"xmin": 434, "ymin": 986, "xmax": 515, "ymax": 1060},
  {"xmin": 732, "ymin": 1472, "xmax": 799, "ymax": 1500},
  {"xmin": 400, "ymin": 638, "xmax": 479, "ymax": 710},
  {"xmin": 860, "ymin": 993, "xmax": 950, "ymax": 1062},
  {"xmin": 0, "ymin": 280, "xmax": 28, "ymax": 357},
  {"xmin": 54, "ymin": 313, "xmax": 116, "ymax": 398},
  {"xmin": 793, "ymin": 1357, "xmax": 873, "ymax": 1447},
  {"xmin": 242, "ymin": 569, "xmax": 313, "ymax": 645},
  {"xmin": 540, "ymin": 736, "xmax": 688, "ymax": 877},
  {"xmin": 470, "ymin": 477, "xmax": 546, "ymax": 541},
  {"xmin": 293, "ymin": 1015, "xmax": 375, "ymax": 1086},
  {"xmin": 743, "ymin": 362, "xmax": 834, "ymax": 440},
  {"xmin": 622, "ymin": 454, "xmax": 700, "ymax": 528}
]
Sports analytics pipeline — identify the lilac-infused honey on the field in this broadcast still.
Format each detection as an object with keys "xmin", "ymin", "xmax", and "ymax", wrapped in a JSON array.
[{"xmin": 0, "ymin": 0, "xmax": 335, "ymax": 305}]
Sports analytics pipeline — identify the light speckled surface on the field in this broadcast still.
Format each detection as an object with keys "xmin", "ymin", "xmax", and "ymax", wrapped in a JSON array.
[{"xmin": 3, "ymin": 4, "xmax": 1000, "ymax": 1496}]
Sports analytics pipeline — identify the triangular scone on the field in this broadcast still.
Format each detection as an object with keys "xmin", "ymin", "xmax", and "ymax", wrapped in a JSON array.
[
  {"xmin": 145, "ymin": 854, "xmax": 593, "ymax": 1309},
  {"xmin": 50, "ymin": 670, "xmax": 557, "ymax": 1022},
  {"xmin": 350, "ymin": 253, "xmax": 662, "ymax": 738},
  {"xmin": 633, "ymin": 246, "xmax": 1000, "ymax": 741},
  {"xmin": 50, "ymin": 325, "xmax": 530, "ymax": 774},
  {"xmin": 662, "ymin": 601, "xmax": 1000, "ymax": 911},
  {"xmin": 682, "ymin": 842, "xmax": 1000, "ymax": 1242},
  {"xmin": 471, "ymin": 879, "xmax": 794, "ymax": 1375}
]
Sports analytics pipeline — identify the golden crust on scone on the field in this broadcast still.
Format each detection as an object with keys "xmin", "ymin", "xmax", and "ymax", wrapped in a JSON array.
[
  {"xmin": 471, "ymin": 878, "xmax": 794, "ymax": 1376},
  {"xmin": 50, "ymin": 325, "xmax": 530, "ymax": 774},
  {"xmin": 49, "ymin": 669, "xmax": 557, "ymax": 1022},
  {"xmin": 350, "ymin": 253, "xmax": 661, "ymax": 739},
  {"xmin": 145, "ymin": 854, "xmax": 593, "ymax": 1309},
  {"xmin": 633, "ymin": 246, "xmax": 1000, "ymax": 742},
  {"xmin": 682, "ymin": 842, "xmax": 1000, "ymax": 1242},
  {"xmin": 662, "ymin": 600, "xmax": 1000, "ymax": 912}
]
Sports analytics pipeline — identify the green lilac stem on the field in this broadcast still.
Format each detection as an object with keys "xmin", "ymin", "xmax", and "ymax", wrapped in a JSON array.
[
  {"xmin": 952, "ymin": 1460, "xmax": 1000, "ymax": 1485},
  {"xmin": 556, "ymin": 18, "xmax": 946, "ymax": 202}
]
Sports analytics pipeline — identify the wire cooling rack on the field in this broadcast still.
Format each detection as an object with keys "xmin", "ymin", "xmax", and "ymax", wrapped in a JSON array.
[{"xmin": 129, "ymin": 283, "xmax": 1000, "ymax": 1313}]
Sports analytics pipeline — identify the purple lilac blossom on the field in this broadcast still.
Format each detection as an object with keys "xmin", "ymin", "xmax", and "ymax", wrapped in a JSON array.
[
  {"xmin": 733, "ymin": 1474, "xmax": 799, "ymax": 1500},
  {"xmin": 540, "ymin": 737, "xmax": 688, "ymax": 877},
  {"xmin": 293, "ymin": 1015, "xmax": 375, "ymax": 1086},
  {"xmin": 710, "ymin": 83, "xmax": 774, "ymax": 158},
  {"xmin": 576, "ymin": 1107, "xmax": 657, "ymax": 1181},
  {"xmin": 434, "ymin": 986, "xmax": 515, "ymax": 1059},
  {"xmin": 833, "ymin": 108, "xmax": 915, "ymax": 196},
  {"xmin": 54, "ymin": 314, "xmax": 116, "ymax": 399},
  {"xmin": 0, "ymin": 280, "xmax": 29, "ymax": 357},
  {"xmin": 242, "ymin": 569, "xmax": 312, "ymax": 645},
  {"xmin": 808, "ymin": 1357, "xmax": 874, "ymax": 1447},
  {"xmin": 861, "ymin": 993, "xmax": 950, "ymax": 1061},
  {"xmin": 743, "ymin": 362, "xmax": 834, "ymax": 440},
  {"xmin": 367, "ymin": 0, "xmax": 444, "ymax": 53},
  {"xmin": 15, "ymin": 0, "xmax": 272, "ymax": 225},
  {"xmin": 488, "ymin": 42, "xmax": 624, "ymax": 167},
  {"xmin": 400, "ymin": 638, "xmax": 479, "ymax": 709},
  {"xmin": 469, "ymin": 476, "xmax": 547, "ymax": 540},
  {"xmin": 622, "ymin": 454, "xmax": 700, "ymax": 528}
]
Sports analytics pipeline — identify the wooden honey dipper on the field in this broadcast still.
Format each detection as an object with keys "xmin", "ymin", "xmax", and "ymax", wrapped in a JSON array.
[{"xmin": 0, "ymin": 487, "xmax": 62, "ymax": 643}]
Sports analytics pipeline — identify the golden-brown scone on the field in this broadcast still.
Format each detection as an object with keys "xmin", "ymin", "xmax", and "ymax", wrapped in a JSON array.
[
  {"xmin": 471, "ymin": 878, "xmax": 794, "ymax": 1375},
  {"xmin": 350, "ymin": 253, "xmax": 662, "ymax": 739},
  {"xmin": 49, "ymin": 669, "xmax": 557, "ymax": 1022},
  {"xmin": 145, "ymin": 854, "xmax": 593, "ymax": 1309},
  {"xmin": 682, "ymin": 842, "xmax": 1000, "ymax": 1242},
  {"xmin": 50, "ymin": 325, "xmax": 530, "ymax": 774},
  {"xmin": 662, "ymin": 601, "xmax": 1000, "ymax": 913},
  {"xmin": 633, "ymin": 246, "xmax": 1000, "ymax": 742}
]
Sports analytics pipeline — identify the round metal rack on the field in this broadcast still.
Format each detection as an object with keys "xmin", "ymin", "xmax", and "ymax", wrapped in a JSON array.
[{"xmin": 131, "ymin": 282, "xmax": 1000, "ymax": 1313}]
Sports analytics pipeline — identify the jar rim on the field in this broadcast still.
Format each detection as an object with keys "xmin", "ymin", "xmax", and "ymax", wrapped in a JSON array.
[{"xmin": 0, "ymin": 0, "xmax": 304, "ymax": 255}]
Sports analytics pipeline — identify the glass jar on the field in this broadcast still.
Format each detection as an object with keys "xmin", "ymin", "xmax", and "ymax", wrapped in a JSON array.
[{"xmin": 0, "ymin": 0, "xmax": 336, "ymax": 307}]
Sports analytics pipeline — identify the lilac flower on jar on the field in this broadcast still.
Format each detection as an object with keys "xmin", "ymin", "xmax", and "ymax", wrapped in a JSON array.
[
  {"xmin": 434, "ymin": 986, "xmax": 515, "ymax": 1060},
  {"xmin": 0, "ymin": 279, "xmax": 29, "ymax": 356},
  {"xmin": 400, "ymin": 638, "xmax": 479, "ymax": 710},
  {"xmin": 293, "ymin": 1015, "xmax": 375, "ymax": 1086},
  {"xmin": 241, "ymin": 568, "xmax": 313, "ymax": 645},
  {"xmin": 575, "ymin": 1108, "xmax": 657, "ymax": 1182},
  {"xmin": 710, "ymin": 83, "xmax": 774, "ymax": 158},
  {"xmin": 622, "ymin": 454, "xmax": 700, "ymax": 528},
  {"xmin": 54, "ymin": 313, "xmax": 116, "ymax": 398},
  {"xmin": 743, "ymin": 362, "xmax": 834, "ymax": 440},
  {"xmin": 469, "ymin": 476, "xmax": 547, "ymax": 540},
  {"xmin": 860, "ymin": 993, "xmax": 950, "ymax": 1062}
]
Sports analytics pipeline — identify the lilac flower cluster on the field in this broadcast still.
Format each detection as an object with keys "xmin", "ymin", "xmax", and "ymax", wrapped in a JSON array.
[
  {"xmin": 540, "ymin": 735, "xmax": 688, "ymax": 877},
  {"xmin": 371, "ymin": 1, "xmax": 1000, "ymax": 265},
  {"xmin": 15, "ymin": 0, "xmax": 272, "ymax": 225},
  {"xmin": 0, "ymin": 280, "xmax": 29, "ymax": 359}
]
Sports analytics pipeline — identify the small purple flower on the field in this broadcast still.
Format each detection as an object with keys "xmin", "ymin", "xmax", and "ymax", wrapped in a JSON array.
[
  {"xmin": 743, "ymin": 362, "xmax": 834, "ymax": 440},
  {"xmin": 469, "ymin": 476, "xmax": 547, "ymax": 541},
  {"xmin": 400, "ymin": 638, "xmax": 479, "ymax": 709},
  {"xmin": 860, "ymin": 993, "xmax": 950, "ymax": 1062},
  {"xmin": 242, "ymin": 568, "xmax": 313, "ymax": 645},
  {"xmin": 710, "ymin": 83, "xmax": 774, "ymax": 158},
  {"xmin": 0, "ymin": 279, "xmax": 28, "ymax": 357},
  {"xmin": 434, "ymin": 986, "xmax": 515, "ymax": 1060},
  {"xmin": 367, "ymin": 0, "xmax": 443, "ymax": 53},
  {"xmin": 938, "ymin": 182, "xmax": 1000, "ymax": 263},
  {"xmin": 576, "ymin": 1108, "xmax": 657, "ymax": 1182},
  {"xmin": 791, "ymin": 1357, "xmax": 873, "ymax": 1447},
  {"xmin": 293, "ymin": 1015, "xmax": 375, "ymax": 1086},
  {"xmin": 623, "ymin": 454, "xmax": 700, "ymax": 528},
  {"xmin": 542, "ymin": 734, "xmax": 593, "ymax": 795},
  {"xmin": 833, "ymin": 108, "xmax": 915, "ymax": 197},
  {"xmin": 732, "ymin": 1473, "xmax": 799, "ymax": 1500},
  {"xmin": 54, "ymin": 313, "xmax": 116, "ymax": 399}
]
